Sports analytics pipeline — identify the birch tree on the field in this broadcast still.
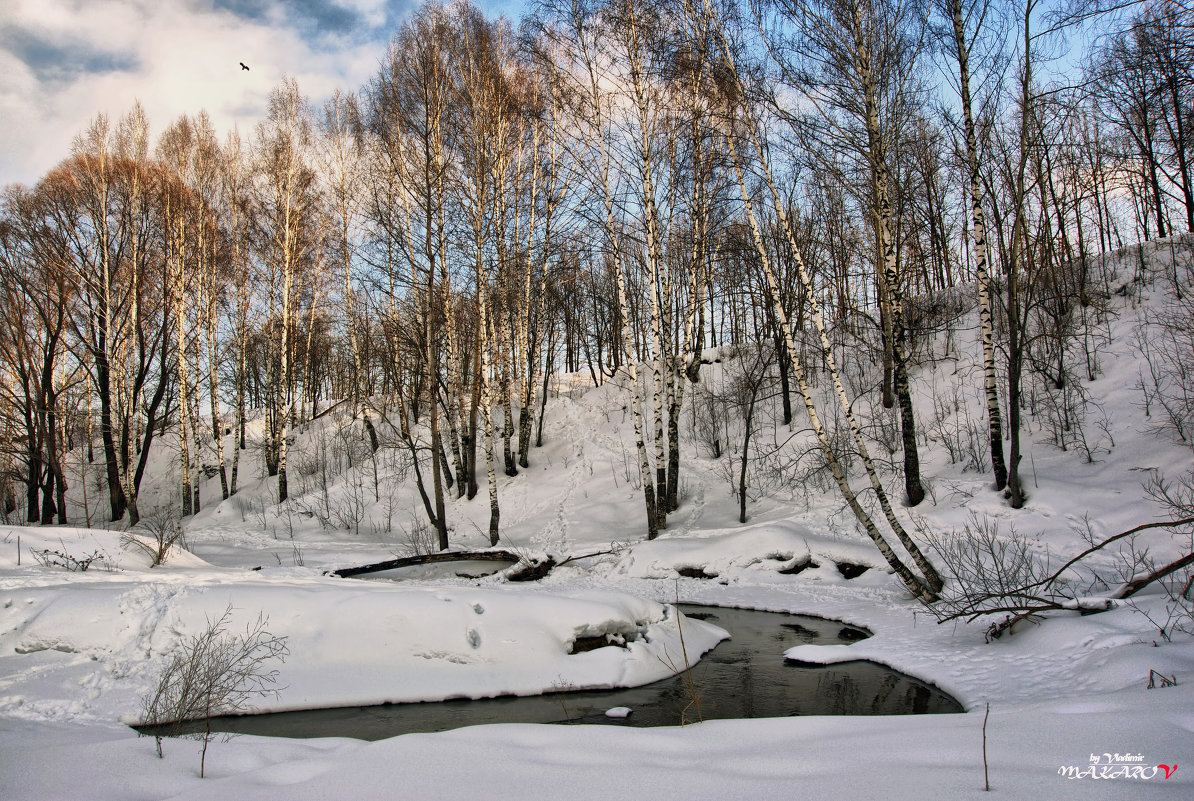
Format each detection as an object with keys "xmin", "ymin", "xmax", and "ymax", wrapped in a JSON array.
[
  {"xmin": 190, "ymin": 115, "xmax": 229, "ymax": 504},
  {"xmin": 533, "ymin": 0, "xmax": 661, "ymax": 538},
  {"xmin": 764, "ymin": 0, "xmax": 929, "ymax": 506},
  {"xmin": 69, "ymin": 117, "xmax": 129, "ymax": 521},
  {"xmin": 318, "ymin": 90, "xmax": 380, "ymax": 455},
  {"xmin": 253, "ymin": 78, "xmax": 321, "ymax": 504},
  {"xmin": 610, "ymin": 0, "xmax": 674, "ymax": 531},
  {"xmin": 698, "ymin": 0, "xmax": 942, "ymax": 597},
  {"xmin": 158, "ymin": 115, "xmax": 206, "ymax": 516},
  {"xmin": 366, "ymin": 5, "xmax": 455, "ymax": 548},
  {"xmin": 453, "ymin": 7, "xmax": 521, "ymax": 541},
  {"xmin": 223, "ymin": 128, "xmax": 254, "ymax": 496},
  {"xmin": 939, "ymin": 0, "xmax": 1008, "ymax": 490}
]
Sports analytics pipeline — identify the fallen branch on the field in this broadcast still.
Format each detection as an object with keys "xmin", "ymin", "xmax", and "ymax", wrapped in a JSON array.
[
  {"xmin": 328, "ymin": 550, "xmax": 522, "ymax": 578},
  {"xmin": 555, "ymin": 548, "xmax": 619, "ymax": 567},
  {"xmin": 1045, "ymin": 517, "xmax": 1194, "ymax": 591},
  {"xmin": 311, "ymin": 397, "xmax": 350, "ymax": 421},
  {"xmin": 1114, "ymin": 551, "xmax": 1194, "ymax": 599},
  {"xmin": 506, "ymin": 556, "xmax": 556, "ymax": 582},
  {"xmin": 934, "ymin": 517, "xmax": 1194, "ymax": 627},
  {"xmin": 1147, "ymin": 669, "xmax": 1177, "ymax": 688}
]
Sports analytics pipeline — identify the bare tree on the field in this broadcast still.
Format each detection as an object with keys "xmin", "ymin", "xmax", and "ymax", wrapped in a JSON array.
[
  {"xmin": 532, "ymin": 0, "xmax": 662, "ymax": 538},
  {"xmin": 141, "ymin": 606, "xmax": 288, "ymax": 778},
  {"xmin": 366, "ymin": 5, "xmax": 457, "ymax": 548},
  {"xmin": 158, "ymin": 115, "xmax": 206, "ymax": 516},
  {"xmin": 1093, "ymin": 4, "xmax": 1194, "ymax": 238},
  {"xmin": 15, "ymin": 112, "xmax": 173, "ymax": 526},
  {"xmin": 0, "ymin": 186, "xmax": 78, "ymax": 523},
  {"xmin": 939, "ymin": 0, "xmax": 1008, "ymax": 490},
  {"xmin": 222, "ymin": 128, "xmax": 255, "ymax": 497},
  {"xmin": 317, "ymin": 90, "xmax": 381, "ymax": 455},
  {"xmin": 762, "ymin": 0, "xmax": 930, "ymax": 505},
  {"xmin": 252, "ymin": 78, "xmax": 322, "ymax": 504},
  {"xmin": 699, "ymin": 0, "xmax": 943, "ymax": 597}
]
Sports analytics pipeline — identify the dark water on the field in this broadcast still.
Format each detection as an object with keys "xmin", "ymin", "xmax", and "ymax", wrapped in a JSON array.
[{"xmin": 138, "ymin": 605, "xmax": 963, "ymax": 742}]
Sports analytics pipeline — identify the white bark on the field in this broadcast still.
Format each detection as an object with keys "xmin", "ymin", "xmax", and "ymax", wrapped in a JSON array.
[
  {"xmin": 561, "ymin": 0, "xmax": 658, "ymax": 537},
  {"xmin": 948, "ymin": 0, "xmax": 1007, "ymax": 491},
  {"xmin": 701, "ymin": 0, "xmax": 941, "ymax": 594}
]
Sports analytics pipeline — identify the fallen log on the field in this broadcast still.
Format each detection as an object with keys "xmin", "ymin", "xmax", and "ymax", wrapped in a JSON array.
[
  {"xmin": 328, "ymin": 550, "xmax": 523, "ymax": 579},
  {"xmin": 506, "ymin": 556, "xmax": 556, "ymax": 582}
]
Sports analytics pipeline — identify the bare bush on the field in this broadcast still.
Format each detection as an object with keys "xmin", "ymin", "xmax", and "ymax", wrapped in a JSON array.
[
  {"xmin": 229, "ymin": 494, "xmax": 252, "ymax": 523},
  {"xmin": 925, "ymin": 513, "xmax": 1194, "ymax": 640},
  {"xmin": 1134, "ymin": 287, "xmax": 1194, "ymax": 444},
  {"xmin": 1145, "ymin": 469, "xmax": 1194, "ymax": 518},
  {"xmin": 905, "ymin": 284, "xmax": 974, "ymax": 364},
  {"xmin": 330, "ymin": 474, "xmax": 369, "ymax": 534},
  {"xmin": 768, "ymin": 406, "xmax": 854, "ymax": 503},
  {"xmin": 1028, "ymin": 376, "xmax": 1114, "ymax": 462},
  {"xmin": 0, "ymin": 470, "xmax": 15, "ymax": 524},
  {"xmin": 123, "ymin": 508, "xmax": 188, "ymax": 566},
  {"xmin": 810, "ymin": 402, "xmax": 855, "ymax": 487},
  {"xmin": 403, "ymin": 514, "xmax": 438, "ymax": 556},
  {"xmin": 380, "ymin": 445, "xmax": 413, "ymax": 484},
  {"xmin": 1129, "ymin": 469, "xmax": 1194, "ymax": 640},
  {"xmin": 923, "ymin": 382, "xmax": 990, "ymax": 474},
  {"xmin": 30, "ymin": 542, "xmax": 107, "ymax": 571},
  {"xmin": 868, "ymin": 403, "xmax": 901, "ymax": 460},
  {"xmin": 923, "ymin": 515, "xmax": 1055, "ymax": 639},
  {"xmin": 141, "ymin": 605, "xmax": 289, "ymax": 777},
  {"xmin": 367, "ymin": 493, "xmax": 403, "ymax": 540},
  {"xmin": 690, "ymin": 379, "xmax": 724, "ymax": 459},
  {"xmin": 1125, "ymin": 559, "xmax": 1194, "ymax": 642}
]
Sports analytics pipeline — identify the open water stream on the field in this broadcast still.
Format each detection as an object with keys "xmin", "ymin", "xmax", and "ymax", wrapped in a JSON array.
[{"xmin": 139, "ymin": 605, "xmax": 963, "ymax": 741}]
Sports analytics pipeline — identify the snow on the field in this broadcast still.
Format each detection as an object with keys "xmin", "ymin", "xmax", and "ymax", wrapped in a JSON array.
[
  {"xmin": 0, "ymin": 532, "xmax": 725, "ymax": 722},
  {"xmin": 2, "ymin": 242, "xmax": 1194, "ymax": 798}
]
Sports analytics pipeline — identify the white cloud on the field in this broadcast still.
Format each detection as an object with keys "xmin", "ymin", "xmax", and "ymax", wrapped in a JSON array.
[
  {"xmin": 0, "ymin": 0, "xmax": 406, "ymax": 187},
  {"xmin": 336, "ymin": 0, "xmax": 395, "ymax": 27}
]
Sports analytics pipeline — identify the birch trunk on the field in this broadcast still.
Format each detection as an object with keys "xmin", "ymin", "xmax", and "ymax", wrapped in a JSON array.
[
  {"xmin": 256, "ymin": 81, "xmax": 314, "ymax": 506},
  {"xmin": 949, "ymin": 0, "xmax": 1007, "ymax": 491},
  {"xmin": 479, "ymin": 272, "xmax": 500, "ymax": 544},
  {"xmin": 320, "ymin": 92, "xmax": 379, "ymax": 460},
  {"xmin": 703, "ymin": 0, "xmax": 941, "ymax": 593},
  {"xmin": 427, "ymin": 90, "xmax": 449, "ymax": 549},
  {"xmin": 725, "ymin": 128, "xmax": 934, "ymax": 601},
  {"xmin": 851, "ymin": 9, "xmax": 924, "ymax": 507},
  {"xmin": 588, "ymin": 17, "xmax": 657, "ymax": 538},
  {"xmin": 206, "ymin": 285, "xmax": 227, "ymax": 500},
  {"xmin": 168, "ymin": 181, "xmax": 194, "ymax": 516},
  {"xmin": 76, "ymin": 123, "xmax": 129, "ymax": 522},
  {"xmin": 551, "ymin": 1, "xmax": 657, "ymax": 537},
  {"xmin": 625, "ymin": 4, "xmax": 670, "ymax": 531},
  {"xmin": 516, "ymin": 122, "xmax": 540, "ymax": 471},
  {"xmin": 277, "ymin": 248, "xmax": 293, "ymax": 504},
  {"xmin": 1004, "ymin": 12, "xmax": 1032, "ymax": 510},
  {"xmin": 442, "ymin": 287, "xmax": 466, "ymax": 496},
  {"xmin": 224, "ymin": 131, "xmax": 249, "ymax": 497}
]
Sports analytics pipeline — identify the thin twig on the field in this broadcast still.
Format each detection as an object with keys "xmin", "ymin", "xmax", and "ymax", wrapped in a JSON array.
[{"xmin": 983, "ymin": 702, "xmax": 990, "ymax": 791}]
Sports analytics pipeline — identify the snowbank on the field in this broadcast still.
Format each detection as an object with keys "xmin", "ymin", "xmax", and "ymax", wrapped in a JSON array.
[{"xmin": 0, "ymin": 547, "xmax": 725, "ymax": 726}]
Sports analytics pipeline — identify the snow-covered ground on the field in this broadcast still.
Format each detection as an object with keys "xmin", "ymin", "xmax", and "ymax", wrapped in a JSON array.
[{"xmin": 2, "ymin": 241, "xmax": 1193, "ymax": 799}]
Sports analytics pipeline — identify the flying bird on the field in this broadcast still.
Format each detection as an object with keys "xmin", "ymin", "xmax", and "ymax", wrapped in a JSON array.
[{"xmin": 240, "ymin": 62, "xmax": 250, "ymax": 71}]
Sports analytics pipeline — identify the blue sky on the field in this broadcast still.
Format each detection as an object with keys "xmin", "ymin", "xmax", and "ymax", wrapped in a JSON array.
[{"xmin": 0, "ymin": 0, "xmax": 528, "ymax": 188}]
